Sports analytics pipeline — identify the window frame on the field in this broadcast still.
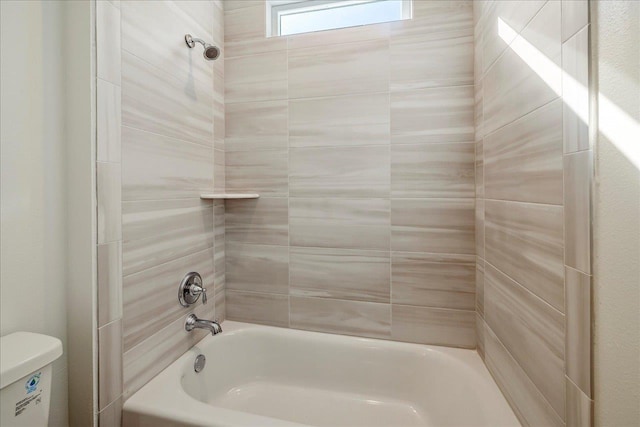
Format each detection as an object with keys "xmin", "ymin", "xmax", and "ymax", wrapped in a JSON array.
[{"xmin": 267, "ymin": 0, "xmax": 412, "ymax": 37}]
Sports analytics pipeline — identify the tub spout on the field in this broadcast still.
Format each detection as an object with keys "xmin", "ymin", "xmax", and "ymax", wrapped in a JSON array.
[{"xmin": 185, "ymin": 314, "xmax": 222, "ymax": 335}]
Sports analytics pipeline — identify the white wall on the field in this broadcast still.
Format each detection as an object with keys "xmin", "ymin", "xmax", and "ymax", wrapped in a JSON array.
[
  {"xmin": 592, "ymin": 1, "xmax": 640, "ymax": 426},
  {"xmin": 0, "ymin": 1, "xmax": 69, "ymax": 425}
]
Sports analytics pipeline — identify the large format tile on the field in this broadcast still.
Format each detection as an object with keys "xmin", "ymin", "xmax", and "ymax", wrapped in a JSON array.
[
  {"xmin": 484, "ymin": 263, "xmax": 565, "ymax": 418},
  {"xmin": 391, "ymin": 252, "xmax": 475, "ymax": 310},
  {"xmin": 99, "ymin": 319, "xmax": 123, "ymax": 410},
  {"xmin": 391, "ymin": 143, "xmax": 475, "ymax": 198},
  {"xmin": 395, "ymin": 0, "xmax": 473, "ymax": 39},
  {"xmin": 121, "ymin": 0, "xmax": 213, "ymax": 86},
  {"xmin": 98, "ymin": 241, "xmax": 123, "ymax": 327},
  {"xmin": 97, "ymin": 0, "xmax": 121, "ymax": 85},
  {"xmin": 484, "ymin": 99, "xmax": 563, "ymax": 205},
  {"xmin": 121, "ymin": 126, "xmax": 213, "ymax": 201},
  {"xmin": 97, "ymin": 79, "xmax": 121, "ymax": 163},
  {"xmin": 225, "ymin": 100, "xmax": 288, "ymax": 151},
  {"xmin": 290, "ymin": 296, "xmax": 391, "ymax": 339},
  {"xmin": 97, "ymin": 162, "xmax": 122, "ymax": 244},
  {"xmin": 122, "ymin": 52, "xmax": 214, "ymax": 147},
  {"xmin": 290, "ymin": 248, "xmax": 390, "ymax": 303},
  {"xmin": 564, "ymin": 150, "xmax": 592, "ymax": 274},
  {"xmin": 226, "ymin": 149, "xmax": 288, "ymax": 196},
  {"xmin": 288, "ymin": 39, "xmax": 389, "ymax": 98},
  {"xmin": 123, "ymin": 248, "xmax": 214, "ymax": 352},
  {"xmin": 565, "ymin": 267, "xmax": 591, "ymax": 397},
  {"xmin": 475, "ymin": 198, "xmax": 485, "ymax": 258},
  {"xmin": 566, "ymin": 377, "xmax": 593, "ymax": 427},
  {"xmin": 225, "ymin": 198, "xmax": 289, "ymax": 246},
  {"xmin": 288, "ymin": 22, "xmax": 389, "ymax": 50},
  {"xmin": 391, "ymin": 305, "xmax": 475, "ymax": 348},
  {"xmin": 391, "ymin": 85, "xmax": 475, "ymax": 144},
  {"xmin": 225, "ymin": 51, "xmax": 288, "ymax": 103},
  {"xmin": 391, "ymin": 198, "xmax": 475, "ymax": 254},
  {"xmin": 290, "ymin": 198, "xmax": 390, "ymax": 251},
  {"xmin": 289, "ymin": 93, "xmax": 390, "ymax": 148},
  {"xmin": 475, "ymin": 138, "xmax": 484, "ymax": 197},
  {"xmin": 476, "ymin": 258, "xmax": 485, "ymax": 316},
  {"xmin": 226, "ymin": 243, "xmax": 289, "ymax": 295},
  {"xmin": 484, "ymin": 326, "xmax": 564, "ymax": 427},
  {"xmin": 224, "ymin": 3, "xmax": 287, "ymax": 58},
  {"xmin": 290, "ymin": 146, "xmax": 390, "ymax": 198},
  {"xmin": 225, "ymin": 290, "xmax": 289, "ymax": 327},
  {"xmin": 485, "ymin": 199, "xmax": 564, "ymax": 311},
  {"xmin": 122, "ymin": 198, "xmax": 214, "ymax": 276},
  {"xmin": 563, "ymin": 27, "xmax": 590, "ymax": 153},
  {"xmin": 562, "ymin": 0, "xmax": 589, "ymax": 42},
  {"xmin": 483, "ymin": 0, "xmax": 561, "ymax": 134}
]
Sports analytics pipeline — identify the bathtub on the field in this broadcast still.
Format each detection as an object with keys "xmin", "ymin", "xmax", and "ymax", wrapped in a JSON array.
[{"xmin": 123, "ymin": 321, "xmax": 519, "ymax": 427}]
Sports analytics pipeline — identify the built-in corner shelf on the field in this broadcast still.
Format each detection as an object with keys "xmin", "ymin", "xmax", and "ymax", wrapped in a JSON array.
[{"xmin": 200, "ymin": 193, "xmax": 260, "ymax": 200}]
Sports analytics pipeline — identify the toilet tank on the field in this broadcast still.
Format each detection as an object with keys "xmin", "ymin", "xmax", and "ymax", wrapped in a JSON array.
[{"xmin": 0, "ymin": 332, "xmax": 63, "ymax": 427}]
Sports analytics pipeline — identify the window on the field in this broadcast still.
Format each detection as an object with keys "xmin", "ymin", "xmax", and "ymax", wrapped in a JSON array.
[{"xmin": 268, "ymin": 0, "xmax": 412, "ymax": 37}]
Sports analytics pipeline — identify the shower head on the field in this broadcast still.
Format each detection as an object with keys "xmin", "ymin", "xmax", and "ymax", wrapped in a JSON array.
[{"xmin": 184, "ymin": 34, "xmax": 220, "ymax": 61}]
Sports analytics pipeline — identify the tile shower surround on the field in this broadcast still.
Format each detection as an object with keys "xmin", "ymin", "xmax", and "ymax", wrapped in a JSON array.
[
  {"xmin": 224, "ymin": 0, "xmax": 477, "ymax": 348},
  {"xmin": 93, "ymin": 0, "xmax": 594, "ymax": 426}
]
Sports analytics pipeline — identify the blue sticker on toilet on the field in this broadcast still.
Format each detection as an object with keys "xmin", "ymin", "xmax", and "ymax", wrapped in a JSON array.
[{"xmin": 25, "ymin": 373, "xmax": 41, "ymax": 394}]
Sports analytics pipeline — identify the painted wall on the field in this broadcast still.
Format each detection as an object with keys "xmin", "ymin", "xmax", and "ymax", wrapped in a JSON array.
[
  {"xmin": 592, "ymin": 1, "xmax": 640, "ymax": 425},
  {"xmin": 474, "ymin": 0, "xmax": 593, "ymax": 425},
  {"xmin": 94, "ymin": 0, "xmax": 225, "ymax": 424},
  {"xmin": 0, "ymin": 2, "xmax": 69, "ymax": 425},
  {"xmin": 223, "ymin": 0, "xmax": 477, "ymax": 347}
]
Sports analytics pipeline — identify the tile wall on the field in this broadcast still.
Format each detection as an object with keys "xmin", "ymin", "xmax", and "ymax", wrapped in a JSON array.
[
  {"xmin": 95, "ymin": 1, "xmax": 225, "ymax": 424},
  {"xmin": 223, "ymin": 0, "xmax": 477, "ymax": 347},
  {"xmin": 473, "ymin": 0, "xmax": 593, "ymax": 425}
]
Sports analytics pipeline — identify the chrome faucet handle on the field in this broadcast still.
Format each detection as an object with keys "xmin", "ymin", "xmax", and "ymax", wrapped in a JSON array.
[{"xmin": 178, "ymin": 272, "xmax": 207, "ymax": 307}]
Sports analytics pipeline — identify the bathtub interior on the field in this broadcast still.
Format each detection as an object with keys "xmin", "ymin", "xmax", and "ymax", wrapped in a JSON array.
[{"xmin": 176, "ymin": 324, "xmax": 518, "ymax": 426}]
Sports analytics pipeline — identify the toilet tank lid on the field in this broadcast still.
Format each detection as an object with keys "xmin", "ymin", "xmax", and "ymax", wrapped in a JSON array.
[{"xmin": 1, "ymin": 332, "xmax": 63, "ymax": 389}]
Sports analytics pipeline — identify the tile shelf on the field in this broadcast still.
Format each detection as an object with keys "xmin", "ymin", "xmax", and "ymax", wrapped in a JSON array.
[{"xmin": 200, "ymin": 193, "xmax": 260, "ymax": 200}]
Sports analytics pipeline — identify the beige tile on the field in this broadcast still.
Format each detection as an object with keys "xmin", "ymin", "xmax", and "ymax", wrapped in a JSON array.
[
  {"xmin": 564, "ymin": 150, "xmax": 592, "ymax": 274},
  {"xmin": 391, "ymin": 85, "xmax": 475, "ymax": 144},
  {"xmin": 391, "ymin": 143, "xmax": 475, "ymax": 198},
  {"xmin": 226, "ymin": 243, "xmax": 289, "ymax": 295},
  {"xmin": 485, "ymin": 199, "xmax": 564, "ymax": 311},
  {"xmin": 224, "ymin": 0, "xmax": 263, "ymax": 12},
  {"xmin": 122, "ymin": 199, "xmax": 214, "ymax": 276},
  {"xmin": 393, "ymin": 1, "xmax": 473, "ymax": 39},
  {"xmin": 99, "ymin": 396, "xmax": 122, "ymax": 427},
  {"xmin": 484, "ymin": 326, "xmax": 565, "ymax": 427},
  {"xmin": 289, "ymin": 93, "xmax": 390, "ymax": 148},
  {"xmin": 476, "ymin": 258, "xmax": 485, "ymax": 316},
  {"xmin": 123, "ymin": 302, "xmax": 213, "ymax": 398},
  {"xmin": 122, "ymin": 52, "xmax": 214, "ymax": 147},
  {"xmin": 290, "ymin": 198, "xmax": 390, "ymax": 251},
  {"xmin": 562, "ymin": 0, "xmax": 589, "ymax": 42},
  {"xmin": 480, "ymin": 0, "xmax": 547, "ymax": 73},
  {"xmin": 225, "ymin": 100, "xmax": 288, "ymax": 151},
  {"xmin": 288, "ymin": 22, "xmax": 389, "ymax": 50},
  {"xmin": 212, "ymin": 1, "xmax": 224, "ymax": 46},
  {"xmin": 566, "ymin": 376, "xmax": 593, "ymax": 427},
  {"xmin": 97, "ymin": 79, "xmax": 121, "ymax": 163},
  {"xmin": 99, "ymin": 319, "xmax": 123, "ymax": 410},
  {"xmin": 225, "ymin": 197, "xmax": 289, "ymax": 246},
  {"xmin": 484, "ymin": 263, "xmax": 565, "ymax": 418},
  {"xmin": 483, "ymin": 0, "xmax": 561, "ymax": 134},
  {"xmin": 288, "ymin": 39, "xmax": 389, "ymax": 98},
  {"xmin": 214, "ymin": 148, "xmax": 226, "ymax": 192},
  {"xmin": 391, "ymin": 304, "xmax": 476, "ymax": 348},
  {"xmin": 484, "ymin": 98, "xmax": 563, "ymax": 205},
  {"xmin": 174, "ymin": 1, "xmax": 216, "ymax": 44},
  {"xmin": 290, "ymin": 248, "xmax": 390, "ymax": 303},
  {"xmin": 563, "ymin": 27, "xmax": 590, "ymax": 153},
  {"xmin": 97, "ymin": 0, "xmax": 121, "ymax": 85},
  {"xmin": 290, "ymin": 146, "xmax": 390, "ymax": 198},
  {"xmin": 121, "ymin": 126, "xmax": 213, "ymax": 201},
  {"xmin": 214, "ymin": 289, "xmax": 226, "ymax": 323},
  {"xmin": 225, "ymin": 51, "xmax": 287, "ymax": 103},
  {"xmin": 390, "ymin": 28, "xmax": 473, "ymax": 91},
  {"xmin": 121, "ymin": 0, "xmax": 213, "ymax": 86},
  {"xmin": 224, "ymin": 3, "xmax": 287, "ymax": 58},
  {"xmin": 123, "ymin": 248, "xmax": 214, "ymax": 351},
  {"xmin": 475, "ymin": 199, "xmax": 485, "ymax": 258},
  {"xmin": 213, "ymin": 202, "xmax": 225, "ymax": 290},
  {"xmin": 290, "ymin": 296, "xmax": 391, "ymax": 339},
  {"xmin": 565, "ymin": 267, "xmax": 592, "ymax": 397},
  {"xmin": 391, "ymin": 252, "xmax": 475, "ymax": 310},
  {"xmin": 476, "ymin": 313, "xmax": 485, "ymax": 359},
  {"xmin": 226, "ymin": 149, "xmax": 288, "ymax": 196},
  {"xmin": 475, "ymin": 139, "xmax": 484, "ymax": 197},
  {"xmin": 391, "ymin": 198, "xmax": 475, "ymax": 254},
  {"xmin": 98, "ymin": 241, "xmax": 123, "ymax": 328},
  {"xmin": 225, "ymin": 290, "xmax": 289, "ymax": 327},
  {"xmin": 97, "ymin": 162, "xmax": 122, "ymax": 244}
]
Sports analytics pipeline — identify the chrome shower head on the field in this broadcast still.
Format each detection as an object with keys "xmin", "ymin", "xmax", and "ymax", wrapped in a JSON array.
[{"xmin": 184, "ymin": 34, "xmax": 220, "ymax": 61}]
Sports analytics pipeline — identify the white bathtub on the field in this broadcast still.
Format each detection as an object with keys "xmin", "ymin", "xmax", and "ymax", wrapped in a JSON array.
[{"xmin": 123, "ymin": 321, "xmax": 519, "ymax": 427}]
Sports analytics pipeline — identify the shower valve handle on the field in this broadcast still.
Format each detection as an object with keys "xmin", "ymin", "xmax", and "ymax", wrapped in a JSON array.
[{"xmin": 178, "ymin": 272, "xmax": 208, "ymax": 306}]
